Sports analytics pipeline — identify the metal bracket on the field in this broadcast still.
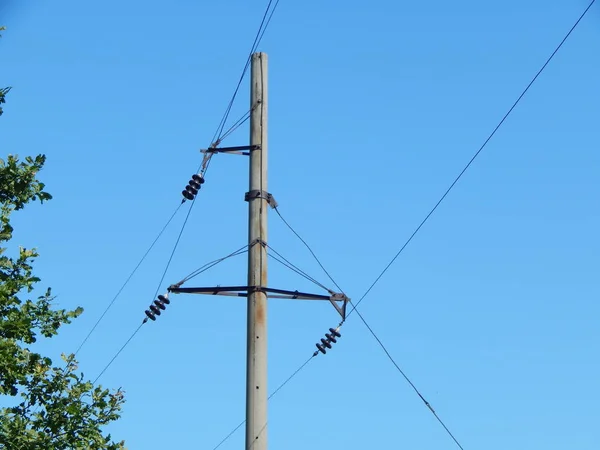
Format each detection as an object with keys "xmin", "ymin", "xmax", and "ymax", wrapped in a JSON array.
[
  {"xmin": 250, "ymin": 239, "xmax": 267, "ymax": 248},
  {"xmin": 244, "ymin": 190, "xmax": 278, "ymax": 208},
  {"xmin": 168, "ymin": 285, "xmax": 348, "ymax": 320},
  {"xmin": 201, "ymin": 145, "xmax": 260, "ymax": 156},
  {"xmin": 329, "ymin": 293, "xmax": 349, "ymax": 321}
]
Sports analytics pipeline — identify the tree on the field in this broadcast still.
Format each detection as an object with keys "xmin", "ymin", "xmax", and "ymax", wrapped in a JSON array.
[
  {"xmin": 0, "ymin": 39, "xmax": 126, "ymax": 449},
  {"xmin": 0, "ymin": 86, "xmax": 9, "ymax": 117}
]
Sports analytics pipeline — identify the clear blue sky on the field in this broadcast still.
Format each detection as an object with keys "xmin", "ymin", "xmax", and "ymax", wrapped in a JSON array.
[{"xmin": 2, "ymin": 0, "xmax": 600, "ymax": 448}]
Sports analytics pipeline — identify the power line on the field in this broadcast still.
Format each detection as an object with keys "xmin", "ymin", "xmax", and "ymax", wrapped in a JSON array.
[
  {"xmin": 87, "ymin": 0, "xmax": 286, "ymax": 405},
  {"xmin": 266, "ymin": 243, "xmax": 332, "ymax": 292},
  {"xmin": 274, "ymin": 207, "xmax": 344, "ymax": 294},
  {"xmin": 211, "ymin": 0, "xmax": 282, "ymax": 145},
  {"xmin": 38, "ymin": 199, "xmax": 183, "ymax": 410},
  {"xmin": 91, "ymin": 197, "xmax": 194, "ymax": 384},
  {"xmin": 269, "ymin": 354, "xmax": 314, "ymax": 400},
  {"xmin": 176, "ymin": 244, "xmax": 249, "ymax": 285},
  {"xmin": 92, "ymin": 160, "xmax": 219, "ymax": 382},
  {"xmin": 92, "ymin": 0, "xmax": 595, "ymax": 445},
  {"xmin": 78, "ymin": 0, "xmax": 268, "ymax": 349},
  {"xmin": 348, "ymin": 0, "xmax": 597, "ymax": 316},
  {"xmin": 73, "ymin": 203, "xmax": 183, "ymax": 357},
  {"xmin": 218, "ymin": 108, "xmax": 252, "ymax": 143},
  {"xmin": 76, "ymin": 136, "xmax": 217, "ymax": 358},
  {"xmin": 255, "ymin": 0, "xmax": 282, "ymax": 51},
  {"xmin": 150, "ymin": 199, "xmax": 196, "ymax": 301},
  {"xmin": 78, "ymin": 40, "xmax": 253, "ymax": 357},
  {"xmin": 265, "ymin": 4, "xmax": 597, "ymax": 447},
  {"xmin": 212, "ymin": 354, "xmax": 315, "ymax": 450},
  {"xmin": 93, "ymin": 322, "xmax": 144, "ymax": 384},
  {"xmin": 124, "ymin": 0, "xmax": 279, "ymax": 328},
  {"xmin": 275, "ymin": 206, "xmax": 465, "ymax": 448},
  {"xmin": 349, "ymin": 304, "xmax": 465, "ymax": 449},
  {"xmin": 212, "ymin": 420, "xmax": 245, "ymax": 450},
  {"xmin": 92, "ymin": 242, "xmax": 247, "ymax": 384}
]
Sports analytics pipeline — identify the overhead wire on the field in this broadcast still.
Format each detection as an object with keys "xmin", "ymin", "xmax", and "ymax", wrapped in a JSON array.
[
  {"xmin": 218, "ymin": 109, "xmax": 252, "ymax": 143},
  {"xmin": 176, "ymin": 244, "xmax": 250, "ymax": 285},
  {"xmin": 274, "ymin": 207, "xmax": 344, "ymax": 294},
  {"xmin": 87, "ymin": 0, "xmax": 285, "ymax": 392},
  {"xmin": 211, "ymin": 0, "xmax": 281, "ymax": 146},
  {"xmin": 94, "ymin": 0, "xmax": 595, "ymax": 445},
  {"xmin": 91, "ymin": 241, "xmax": 247, "ymax": 383},
  {"xmin": 255, "ymin": 0, "xmax": 282, "ymax": 49},
  {"xmin": 348, "ymin": 0, "xmax": 597, "ymax": 316},
  {"xmin": 274, "ymin": 206, "xmax": 465, "ymax": 448},
  {"xmin": 211, "ymin": 354, "xmax": 315, "ymax": 450},
  {"xmin": 197, "ymin": 0, "xmax": 281, "ymax": 174},
  {"xmin": 91, "ymin": 162, "xmax": 214, "ymax": 382},
  {"xmin": 91, "ymin": 200, "xmax": 196, "ymax": 384},
  {"xmin": 76, "ymin": 125, "xmax": 218, "ymax": 360},
  {"xmin": 268, "ymin": 253, "xmax": 323, "ymax": 289},
  {"xmin": 349, "ymin": 304, "xmax": 465, "ymax": 449},
  {"xmin": 38, "ymin": 200, "xmax": 182, "ymax": 411},
  {"xmin": 262, "ymin": 3, "xmax": 597, "ymax": 448},
  {"xmin": 149, "ymin": 198, "xmax": 198, "ymax": 301},
  {"xmin": 92, "ymin": 322, "xmax": 144, "ymax": 384},
  {"xmin": 266, "ymin": 243, "xmax": 332, "ymax": 292},
  {"xmin": 73, "ymin": 202, "xmax": 183, "ymax": 357}
]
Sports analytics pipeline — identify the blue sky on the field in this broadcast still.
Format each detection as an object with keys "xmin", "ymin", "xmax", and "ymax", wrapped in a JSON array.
[{"xmin": 2, "ymin": 0, "xmax": 600, "ymax": 448}]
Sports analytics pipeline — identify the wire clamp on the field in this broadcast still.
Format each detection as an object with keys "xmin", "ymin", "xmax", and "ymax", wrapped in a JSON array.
[
  {"xmin": 250, "ymin": 238, "xmax": 267, "ymax": 248},
  {"xmin": 245, "ymin": 190, "xmax": 278, "ymax": 208}
]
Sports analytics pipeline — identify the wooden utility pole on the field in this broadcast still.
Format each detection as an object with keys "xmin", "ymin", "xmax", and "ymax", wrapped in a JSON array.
[{"xmin": 246, "ymin": 52, "xmax": 268, "ymax": 450}]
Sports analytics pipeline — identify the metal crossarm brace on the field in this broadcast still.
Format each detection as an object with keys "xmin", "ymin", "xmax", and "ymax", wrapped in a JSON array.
[
  {"xmin": 201, "ymin": 145, "xmax": 260, "ymax": 156},
  {"xmin": 168, "ymin": 285, "xmax": 348, "ymax": 319}
]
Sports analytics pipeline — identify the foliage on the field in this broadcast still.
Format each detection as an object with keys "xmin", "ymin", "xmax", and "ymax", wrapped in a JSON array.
[
  {"xmin": 0, "ymin": 64, "xmax": 125, "ymax": 448},
  {"xmin": 0, "ymin": 87, "xmax": 9, "ymax": 117}
]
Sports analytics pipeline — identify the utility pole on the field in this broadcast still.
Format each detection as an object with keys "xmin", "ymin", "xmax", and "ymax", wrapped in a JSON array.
[
  {"xmin": 166, "ymin": 51, "xmax": 348, "ymax": 450},
  {"xmin": 246, "ymin": 52, "xmax": 268, "ymax": 450}
]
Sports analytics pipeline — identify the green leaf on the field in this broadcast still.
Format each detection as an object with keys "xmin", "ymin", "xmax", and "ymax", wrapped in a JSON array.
[{"xmin": 0, "ymin": 90, "xmax": 125, "ymax": 448}]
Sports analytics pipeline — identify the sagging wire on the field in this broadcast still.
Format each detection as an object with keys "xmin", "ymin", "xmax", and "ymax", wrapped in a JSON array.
[
  {"xmin": 266, "ymin": 243, "xmax": 332, "ymax": 293},
  {"xmin": 211, "ymin": 0, "xmax": 282, "ymax": 145},
  {"xmin": 73, "ymin": 202, "xmax": 183, "ymax": 357},
  {"xmin": 174, "ymin": 244, "xmax": 250, "ymax": 287},
  {"xmin": 211, "ymin": 354, "xmax": 315, "ymax": 450},
  {"xmin": 274, "ymin": 204, "xmax": 465, "ymax": 448}
]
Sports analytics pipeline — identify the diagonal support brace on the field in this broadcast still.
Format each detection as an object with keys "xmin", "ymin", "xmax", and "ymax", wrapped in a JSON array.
[{"xmin": 329, "ymin": 293, "xmax": 349, "ymax": 321}]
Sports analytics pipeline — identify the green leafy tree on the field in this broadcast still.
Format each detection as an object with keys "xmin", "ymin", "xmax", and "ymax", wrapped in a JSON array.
[
  {"xmin": 0, "ymin": 40, "xmax": 125, "ymax": 449},
  {"xmin": 0, "ymin": 86, "xmax": 9, "ymax": 117}
]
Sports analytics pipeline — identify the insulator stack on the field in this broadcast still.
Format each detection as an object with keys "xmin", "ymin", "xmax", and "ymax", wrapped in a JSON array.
[
  {"xmin": 181, "ymin": 174, "xmax": 205, "ymax": 201},
  {"xmin": 315, "ymin": 327, "xmax": 341, "ymax": 355},
  {"xmin": 144, "ymin": 294, "xmax": 171, "ymax": 322}
]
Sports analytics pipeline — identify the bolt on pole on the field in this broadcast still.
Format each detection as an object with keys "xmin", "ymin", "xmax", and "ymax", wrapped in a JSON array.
[{"xmin": 246, "ymin": 52, "xmax": 268, "ymax": 450}]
